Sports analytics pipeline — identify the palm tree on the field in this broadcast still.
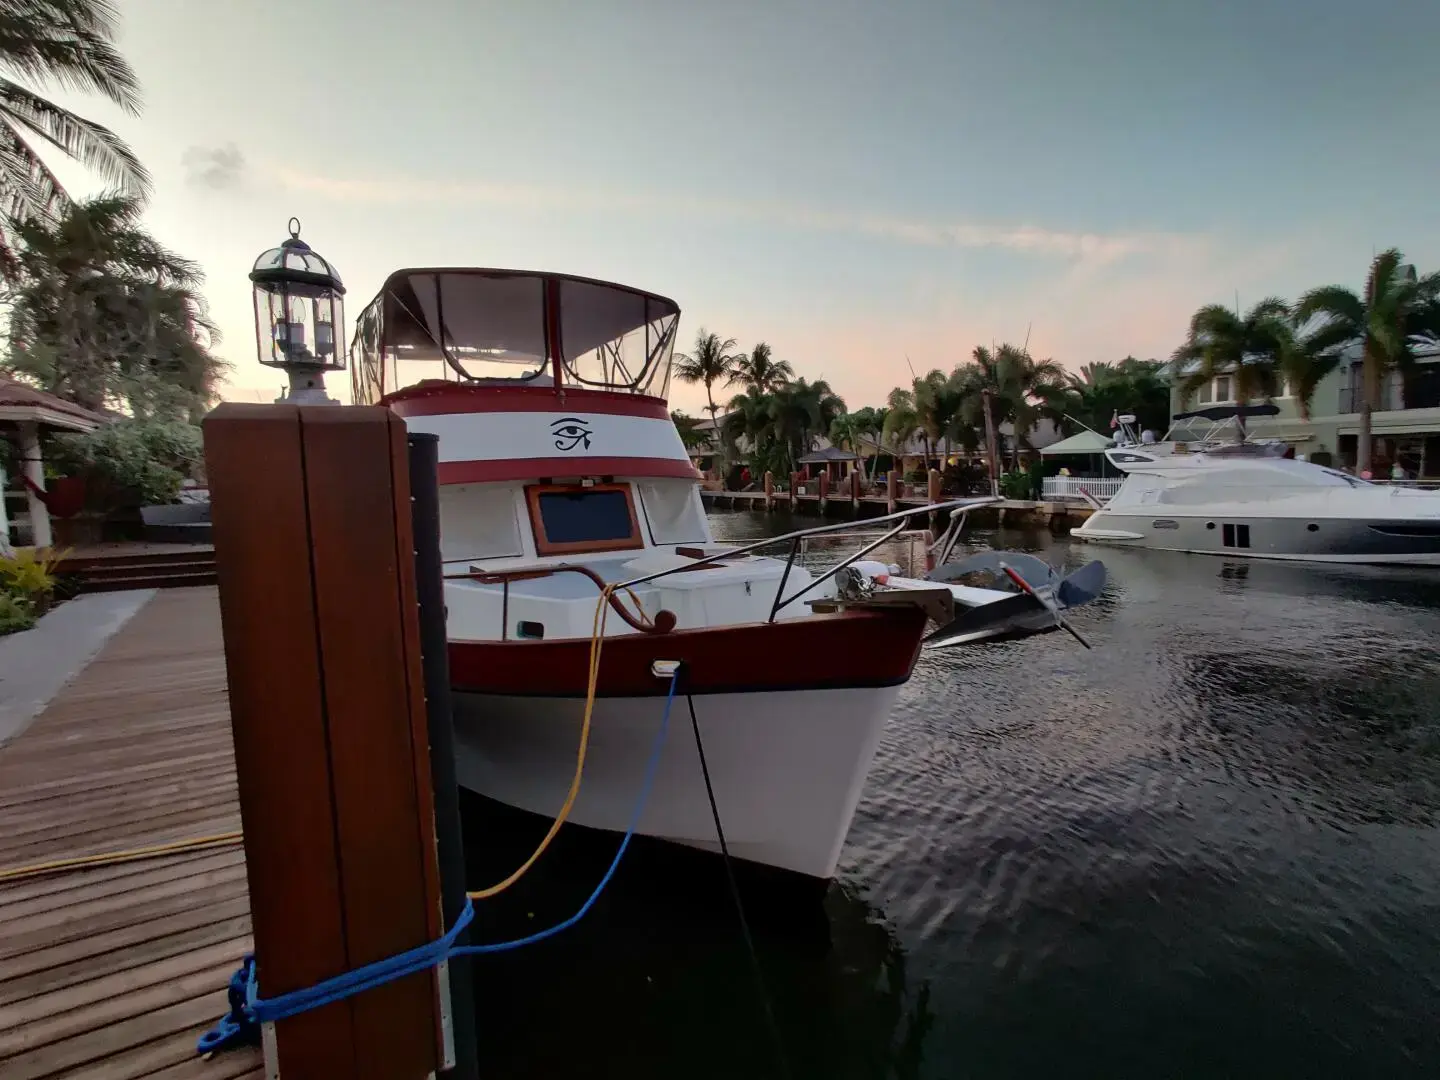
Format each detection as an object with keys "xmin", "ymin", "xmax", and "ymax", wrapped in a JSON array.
[
  {"xmin": 673, "ymin": 329, "xmax": 741, "ymax": 425},
  {"xmin": 1170, "ymin": 299, "xmax": 1291, "ymax": 437},
  {"xmin": 0, "ymin": 0, "xmax": 151, "ymax": 277},
  {"xmin": 882, "ymin": 386, "xmax": 923, "ymax": 464},
  {"xmin": 670, "ymin": 410, "xmax": 710, "ymax": 452},
  {"xmin": 1064, "ymin": 357, "xmax": 1170, "ymax": 434},
  {"xmin": 846, "ymin": 405, "xmax": 887, "ymax": 478},
  {"xmin": 3, "ymin": 192, "xmax": 223, "ymax": 416},
  {"xmin": 1295, "ymin": 249, "xmax": 1440, "ymax": 473},
  {"xmin": 769, "ymin": 378, "xmax": 844, "ymax": 476},
  {"xmin": 733, "ymin": 342, "xmax": 794, "ymax": 395},
  {"xmin": 958, "ymin": 345, "xmax": 1067, "ymax": 467},
  {"xmin": 722, "ymin": 388, "xmax": 779, "ymax": 476}
]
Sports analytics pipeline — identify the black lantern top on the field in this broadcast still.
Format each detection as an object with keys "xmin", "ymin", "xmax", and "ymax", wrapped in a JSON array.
[{"xmin": 249, "ymin": 217, "xmax": 345, "ymax": 296}]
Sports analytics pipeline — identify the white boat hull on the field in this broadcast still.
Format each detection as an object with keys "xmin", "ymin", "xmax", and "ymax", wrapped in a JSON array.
[{"xmin": 452, "ymin": 685, "xmax": 900, "ymax": 880}]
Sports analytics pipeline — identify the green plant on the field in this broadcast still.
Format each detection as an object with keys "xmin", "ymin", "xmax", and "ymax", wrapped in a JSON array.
[
  {"xmin": 998, "ymin": 470, "xmax": 1032, "ymax": 499},
  {"xmin": 46, "ymin": 418, "xmax": 203, "ymax": 510},
  {"xmin": 1, "ymin": 546, "xmax": 66, "ymax": 603},
  {"xmin": 0, "ymin": 593, "xmax": 35, "ymax": 635}
]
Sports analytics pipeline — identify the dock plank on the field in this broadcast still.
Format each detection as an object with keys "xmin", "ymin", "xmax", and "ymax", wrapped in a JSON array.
[{"xmin": 0, "ymin": 588, "xmax": 263, "ymax": 1079}]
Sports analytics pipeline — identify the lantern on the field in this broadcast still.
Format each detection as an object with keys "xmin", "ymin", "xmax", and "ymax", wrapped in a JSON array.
[{"xmin": 250, "ymin": 218, "xmax": 346, "ymax": 404}]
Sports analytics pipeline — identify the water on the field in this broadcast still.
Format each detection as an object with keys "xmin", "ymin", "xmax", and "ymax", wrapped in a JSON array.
[{"xmin": 463, "ymin": 510, "xmax": 1440, "ymax": 1078}]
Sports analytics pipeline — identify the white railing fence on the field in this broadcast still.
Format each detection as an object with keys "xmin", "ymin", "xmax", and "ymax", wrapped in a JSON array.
[{"xmin": 1042, "ymin": 476, "xmax": 1124, "ymax": 503}]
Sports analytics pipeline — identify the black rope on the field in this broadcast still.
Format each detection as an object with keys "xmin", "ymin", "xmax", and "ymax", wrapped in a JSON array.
[{"xmin": 685, "ymin": 688, "xmax": 792, "ymax": 1080}]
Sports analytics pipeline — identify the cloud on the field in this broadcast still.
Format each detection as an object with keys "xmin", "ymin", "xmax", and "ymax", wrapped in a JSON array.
[
  {"xmin": 269, "ymin": 165, "xmax": 1198, "ymax": 267},
  {"xmin": 182, "ymin": 144, "xmax": 246, "ymax": 191}
]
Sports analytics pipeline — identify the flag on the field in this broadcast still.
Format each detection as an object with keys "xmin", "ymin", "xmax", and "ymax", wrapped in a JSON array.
[{"xmin": 1109, "ymin": 410, "xmax": 1119, "ymax": 429}]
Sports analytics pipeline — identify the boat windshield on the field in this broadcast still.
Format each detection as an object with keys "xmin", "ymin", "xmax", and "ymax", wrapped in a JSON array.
[{"xmin": 350, "ymin": 269, "xmax": 680, "ymax": 404}]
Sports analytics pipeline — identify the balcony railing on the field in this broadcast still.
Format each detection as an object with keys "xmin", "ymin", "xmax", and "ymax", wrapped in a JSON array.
[{"xmin": 1042, "ymin": 476, "xmax": 1124, "ymax": 503}]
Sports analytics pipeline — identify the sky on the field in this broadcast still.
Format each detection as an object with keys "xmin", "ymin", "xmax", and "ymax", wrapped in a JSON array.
[{"xmin": 42, "ymin": 0, "xmax": 1440, "ymax": 415}]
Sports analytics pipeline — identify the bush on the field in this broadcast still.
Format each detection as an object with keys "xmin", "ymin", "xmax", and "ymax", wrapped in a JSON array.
[
  {"xmin": 0, "ymin": 592, "xmax": 34, "ymax": 635},
  {"xmin": 1, "ymin": 547, "xmax": 60, "ymax": 599},
  {"xmin": 998, "ymin": 470, "xmax": 1033, "ymax": 499},
  {"xmin": 47, "ymin": 418, "xmax": 203, "ymax": 510}
]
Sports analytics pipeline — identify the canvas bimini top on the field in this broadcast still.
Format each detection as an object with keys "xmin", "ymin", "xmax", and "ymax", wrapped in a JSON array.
[{"xmin": 349, "ymin": 268, "xmax": 682, "ymax": 406}]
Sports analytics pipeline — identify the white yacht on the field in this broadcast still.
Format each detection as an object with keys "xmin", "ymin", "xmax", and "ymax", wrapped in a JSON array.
[
  {"xmin": 348, "ymin": 267, "xmax": 1106, "ymax": 880},
  {"xmin": 1072, "ymin": 405, "xmax": 1440, "ymax": 565}
]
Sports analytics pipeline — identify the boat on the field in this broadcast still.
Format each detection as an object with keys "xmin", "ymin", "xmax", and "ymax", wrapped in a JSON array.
[
  {"xmin": 349, "ymin": 268, "xmax": 1105, "ymax": 880},
  {"xmin": 1072, "ymin": 405, "xmax": 1440, "ymax": 565}
]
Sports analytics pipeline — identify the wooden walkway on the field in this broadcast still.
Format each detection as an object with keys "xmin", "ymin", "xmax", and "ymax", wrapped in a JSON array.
[{"xmin": 0, "ymin": 587, "xmax": 262, "ymax": 1079}]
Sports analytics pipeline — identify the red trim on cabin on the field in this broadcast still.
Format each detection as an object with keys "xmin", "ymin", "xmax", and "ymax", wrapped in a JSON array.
[
  {"xmin": 383, "ymin": 383, "xmax": 672, "ymax": 420},
  {"xmin": 447, "ymin": 607, "xmax": 928, "ymax": 698},
  {"xmin": 437, "ymin": 456, "xmax": 699, "ymax": 484}
]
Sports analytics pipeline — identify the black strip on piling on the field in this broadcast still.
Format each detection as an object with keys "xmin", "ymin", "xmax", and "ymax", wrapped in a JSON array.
[{"xmin": 407, "ymin": 432, "xmax": 479, "ymax": 1080}]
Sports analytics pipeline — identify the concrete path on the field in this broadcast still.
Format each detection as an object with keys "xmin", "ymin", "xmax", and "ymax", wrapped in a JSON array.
[{"xmin": 0, "ymin": 589, "xmax": 157, "ymax": 745}]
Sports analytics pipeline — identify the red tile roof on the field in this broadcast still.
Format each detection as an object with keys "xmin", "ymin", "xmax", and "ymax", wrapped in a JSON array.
[{"xmin": 0, "ymin": 377, "xmax": 110, "ymax": 426}]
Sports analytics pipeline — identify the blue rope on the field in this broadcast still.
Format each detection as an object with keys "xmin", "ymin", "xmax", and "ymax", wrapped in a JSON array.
[{"xmin": 198, "ymin": 673, "xmax": 678, "ymax": 1056}]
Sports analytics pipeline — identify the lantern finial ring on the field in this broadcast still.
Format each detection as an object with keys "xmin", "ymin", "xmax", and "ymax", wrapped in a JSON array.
[{"xmin": 288, "ymin": 216, "xmax": 301, "ymax": 239}]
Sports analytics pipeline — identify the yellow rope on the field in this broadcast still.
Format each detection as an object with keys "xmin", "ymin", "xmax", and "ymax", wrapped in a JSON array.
[
  {"xmin": 0, "ymin": 581, "xmax": 652, "ymax": 895},
  {"xmin": 467, "ymin": 582, "xmax": 640, "ymax": 899},
  {"xmin": 0, "ymin": 831, "xmax": 244, "ymax": 884}
]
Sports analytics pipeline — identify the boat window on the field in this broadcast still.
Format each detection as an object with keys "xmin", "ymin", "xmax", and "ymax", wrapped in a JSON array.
[
  {"xmin": 560, "ymin": 279, "xmax": 677, "ymax": 398},
  {"xmin": 438, "ymin": 484, "xmax": 523, "ymax": 562},
  {"xmin": 526, "ymin": 483, "xmax": 644, "ymax": 556},
  {"xmin": 636, "ymin": 480, "xmax": 707, "ymax": 545}
]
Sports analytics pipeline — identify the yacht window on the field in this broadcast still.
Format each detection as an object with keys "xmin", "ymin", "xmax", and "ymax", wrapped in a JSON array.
[
  {"xmin": 438, "ymin": 484, "xmax": 522, "ymax": 562},
  {"xmin": 636, "ymin": 480, "xmax": 707, "ymax": 545},
  {"xmin": 527, "ymin": 483, "xmax": 644, "ymax": 555}
]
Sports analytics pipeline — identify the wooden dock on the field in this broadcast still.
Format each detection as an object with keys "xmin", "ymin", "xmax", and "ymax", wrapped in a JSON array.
[
  {"xmin": 0, "ymin": 587, "xmax": 261, "ymax": 1079},
  {"xmin": 698, "ymin": 488, "xmax": 1095, "ymax": 525}
]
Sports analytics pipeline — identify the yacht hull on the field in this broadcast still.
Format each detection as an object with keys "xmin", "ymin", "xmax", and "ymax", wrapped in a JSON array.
[
  {"xmin": 445, "ymin": 606, "xmax": 928, "ymax": 880},
  {"xmin": 451, "ymin": 685, "xmax": 902, "ymax": 880},
  {"xmin": 1072, "ymin": 512, "xmax": 1440, "ymax": 565}
]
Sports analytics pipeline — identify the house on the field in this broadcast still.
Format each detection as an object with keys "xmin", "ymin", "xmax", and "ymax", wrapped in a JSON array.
[
  {"xmin": 1169, "ymin": 340, "xmax": 1440, "ymax": 475},
  {"xmin": 1, "ymin": 379, "xmax": 110, "ymax": 550}
]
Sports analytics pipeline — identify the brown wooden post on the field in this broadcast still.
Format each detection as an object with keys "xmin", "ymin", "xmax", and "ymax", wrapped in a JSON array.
[
  {"xmin": 886, "ymin": 468, "xmax": 899, "ymax": 515},
  {"xmin": 927, "ymin": 468, "xmax": 941, "ymax": 505},
  {"xmin": 204, "ymin": 404, "xmax": 445, "ymax": 1080},
  {"xmin": 818, "ymin": 471, "xmax": 829, "ymax": 511},
  {"xmin": 790, "ymin": 471, "xmax": 800, "ymax": 510},
  {"xmin": 763, "ymin": 470, "xmax": 774, "ymax": 511},
  {"xmin": 850, "ymin": 468, "xmax": 861, "ymax": 507}
]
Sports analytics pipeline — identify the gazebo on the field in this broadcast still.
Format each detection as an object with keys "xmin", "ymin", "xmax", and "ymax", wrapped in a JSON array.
[
  {"xmin": 797, "ymin": 445, "xmax": 861, "ymax": 480},
  {"xmin": 1, "ymin": 378, "xmax": 108, "ymax": 550}
]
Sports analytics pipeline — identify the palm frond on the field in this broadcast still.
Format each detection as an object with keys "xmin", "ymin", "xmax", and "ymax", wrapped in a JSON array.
[
  {"xmin": 1294, "ymin": 284, "xmax": 1364, "ymax": 328},
  {"xmin": 0, "ymin": 1, "xmax": 141, "ymax": 113},
  {"xmin": 0, "ymin": 79, "xmax": 148, "ymax": 195}
]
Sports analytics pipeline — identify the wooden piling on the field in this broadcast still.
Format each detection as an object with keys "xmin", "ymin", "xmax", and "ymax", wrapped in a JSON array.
[
  {"xmin": 203, "ymin": 404, "xmax": 447, "ymax": 1080},
  {"xmin": 763, "ymin": 470, "xmax": 774, "ymax": 511},
  {"xmin": 886, "ymin": 469, "xmax": 899, "ymax": 515},
  {"xmin": 818, "ymin": 472, "xmax": 829, "ymax": 511}
]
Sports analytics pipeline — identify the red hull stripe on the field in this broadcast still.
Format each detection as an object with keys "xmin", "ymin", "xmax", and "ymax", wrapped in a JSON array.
[
  {"xmin": 385, "ymin": 384, "xmax": 671, "ymax": 420},
  {"xmin": 437, "ymin": 456, "xmax": 699, "ymax": 484},
  {"xmin": 447, "ymin": 608, "xmax": 928, "ymax": 697}
]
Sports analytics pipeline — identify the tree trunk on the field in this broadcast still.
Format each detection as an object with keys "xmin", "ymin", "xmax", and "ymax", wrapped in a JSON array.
[
  {"xmin": 1358, "ymin": 344, "xmax": 1379, "ymax": 476},
  {"xmin": 1357, "ymin": 403, "xmax": 1374, "ymax": 476}
]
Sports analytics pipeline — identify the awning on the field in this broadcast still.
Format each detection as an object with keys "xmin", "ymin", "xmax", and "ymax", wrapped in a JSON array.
[{"xmin": 1040, "ymin": 430, "xmax": 1115, "ymax": 456}]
